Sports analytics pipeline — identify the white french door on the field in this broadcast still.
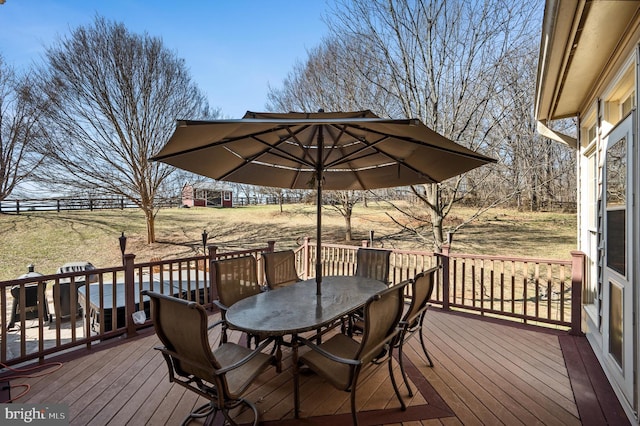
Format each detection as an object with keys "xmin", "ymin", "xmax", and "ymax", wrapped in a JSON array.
[{"xmin": 602, "ymin": 112, "xmax": 635, "ymax": 404}]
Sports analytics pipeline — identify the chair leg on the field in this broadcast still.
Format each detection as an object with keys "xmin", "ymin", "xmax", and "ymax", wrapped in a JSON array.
[
  {"xmin": 397, "ymin": 335, "xmax": 413, "ymax": 397},
  {"xmin": 388, "ymin": 347, "xmax": 407, "ymax": 412},
  {"xmin": 221, "ymin": 323, "xmax": 228, "ymax": 344},
  {"xmin": 220, "ymin": 398, "xmax": 259, "ymax": 426},
  {"xmin": 180, "ymin": 401, "xmax": 216, "ymax": 426},
  {"xmin": 350, "ymin": 368, "xmax": 362, "ymax": 426},
  {"xmin": 350, "ymin": 390, "xmax": 359, "ymax": 426},
  {"xmin": 418, "ymin": 314, "xmax": 434, "ymax": 367},
  {"xmin": 293, "ymin": 337, "xmax": 301, "ymax": 418}
]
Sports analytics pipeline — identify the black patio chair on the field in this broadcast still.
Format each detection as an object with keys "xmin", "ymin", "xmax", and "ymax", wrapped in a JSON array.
[
  {"xmin": 212, "ymin": 255, "xmax": 263, "ymax": 345},
  {"xmin": 294, "ymin": 280, "xmax": 410, "ymax": 426},
  {"xmin": 262, "ymin": 250, "xmax": 301, "ymax": 290},
  {"xmin": 396, "ymin": 266, "xmax": 440, "ymax": 396},
  {"xmin": 144, "ymin": 290, "xmax": 277, "ymax": 426}
]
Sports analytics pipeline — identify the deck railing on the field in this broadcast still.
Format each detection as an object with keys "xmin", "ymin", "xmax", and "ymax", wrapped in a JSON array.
[
  {"xmin": 1, "ymin": 238, "xmax": 583, "ymax": 367},
  {"xmin": 295, "ymin": 238, "xmax": 583, "ymax": 333},
  {"xmin": 1, "ymin": 242, "xmax": 275, "ymax": 366}
]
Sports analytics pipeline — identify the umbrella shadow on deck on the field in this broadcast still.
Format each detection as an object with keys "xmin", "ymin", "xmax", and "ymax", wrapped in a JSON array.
[{"xmin": 208, "ymin": 336, "xmax": 455, "ymax": 426}]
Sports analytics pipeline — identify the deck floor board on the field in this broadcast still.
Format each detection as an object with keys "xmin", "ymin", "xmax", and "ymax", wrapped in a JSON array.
[{"xmin": 5, "ymin": 308, "xmax": 627, "ymax": 425}]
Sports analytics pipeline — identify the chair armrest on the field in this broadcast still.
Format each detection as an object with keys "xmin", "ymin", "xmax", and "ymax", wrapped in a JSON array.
[
  {"xmin": 361, "ymin": 327, "xmax": 403, "ymax": 360},
  {"xmin": 403, "ymin": 304, "xmax": 430, "ymax": 328},
  {"xmin": 207, "ymin": 319, "xmax": 225, "ymax": 331},
  {"xmin": 213, "ymin": 300, "xmax": 228, "ymax": 311},
  {"xmin": 296, "ymin": 336, "xmax": 360, "ymax": 366},
  {"xmin": 216, "ymin": 337, "xmax": 276, "ymax": 374}
]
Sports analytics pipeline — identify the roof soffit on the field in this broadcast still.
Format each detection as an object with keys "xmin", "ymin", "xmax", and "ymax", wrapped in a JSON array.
[{"xmin": 536, "ymin": 0, "xmax": 640, "ymax": 121}]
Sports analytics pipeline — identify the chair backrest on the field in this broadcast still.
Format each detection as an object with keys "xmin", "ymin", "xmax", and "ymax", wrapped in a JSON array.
[
  {"xmin": 403, "ymin": 266, "xmax": 439, "ymax": 326},
  {"xmin": 145, "ymin": 291, "xmax": 220, "ymax": 383},
  {"xmin": 263, "ymin": 250, "xmax": 299, "ymax": 289},
  {"xmin": 357, "ymin": 280, "xmax": 409, "ymax": 364},
  {"xmin": 57, "ymin": 261, "xmax": 97, "ymax": 284},
  {"xmin": 213, "ymin": 255, "xmax": 262, "ymax": 308},
  {"xmin": 355, "ymin": 248, "xmax": 391, "ymax": 284}
]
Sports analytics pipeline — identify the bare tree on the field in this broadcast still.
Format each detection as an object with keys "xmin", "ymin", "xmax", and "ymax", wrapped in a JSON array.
[
  {"xmin": 267, "ymin": 39, "xmax": 387, "ymax": 239},
  {"xmin": 488, "ymin": 44, "xmax": 576, "ymax": 211},
  {"xmin": 324, "ymin": 190, "xmax": 361, "ymax": 241},
  {"xmin": 0, "ymin": 55, "xmax": 47, "ymax": 201},
  {"xmin": 325, "ymin": 0, "xmax": 542, "ymax": 251},
  {"xmin": 35, "ymin": 17, "xmax": 212, "ymax": 242}
]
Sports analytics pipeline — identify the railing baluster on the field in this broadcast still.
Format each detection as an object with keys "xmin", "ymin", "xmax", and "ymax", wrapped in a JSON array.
[{"xmin": 0, "ymin": 242, "xmax": 582, "ymax": 367}]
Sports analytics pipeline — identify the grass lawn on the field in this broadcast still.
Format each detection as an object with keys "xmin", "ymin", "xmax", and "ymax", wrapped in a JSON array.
[{"xmin": 0, "ymin": 202, "xmax": 576, "ymax": 281}]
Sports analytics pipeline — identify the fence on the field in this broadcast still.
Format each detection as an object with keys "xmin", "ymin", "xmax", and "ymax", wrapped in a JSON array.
[
  {"xmin": 0, "ymin": 197, "xmax": 180, "ymax": 214},
  {"xmin": 1, "ymin": 239, "xmax": 583, "ymax": 367}
]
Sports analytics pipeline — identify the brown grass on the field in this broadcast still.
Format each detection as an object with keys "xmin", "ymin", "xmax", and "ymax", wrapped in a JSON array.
[{"xmin": 0, "ymin": 202, "xmax": 576, "ymax": 281}]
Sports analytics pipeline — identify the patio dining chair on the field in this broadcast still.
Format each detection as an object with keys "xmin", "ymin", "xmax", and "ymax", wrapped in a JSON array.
[
  {"xmin": 347, "ymin": 247, "xmax": 392, "ymax": 335},
  {"xmin": 355, "ymin": 248, "xmax": 392, "ymax": 285},
  {"xmin": 396, "ymin": 265, "xmax": 440, "ymax": 397},
  {"xmin": 293, "ymin": 280, "xmax": 410, "ymax": 426},
  {"xmin": 144, "ymin": 290, "xmax": 277, "ymax": 426},
  {"xmin": 212, "ymin": 255, "xmax": 263, "ymax": 345},
  {"xmin": 262, "ymin": 249, "xmax": 301, "ymax": 290}
]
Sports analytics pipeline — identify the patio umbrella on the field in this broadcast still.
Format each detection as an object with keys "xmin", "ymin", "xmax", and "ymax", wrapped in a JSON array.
[{"xmin": 151, "ymin": 110, "xmax": 496, "ymax": 294}]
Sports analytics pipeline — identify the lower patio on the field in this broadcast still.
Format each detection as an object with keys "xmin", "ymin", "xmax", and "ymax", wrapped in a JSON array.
[{"xmin": 1, "ymin": 306, "xmax": 627, "ymax": 425}]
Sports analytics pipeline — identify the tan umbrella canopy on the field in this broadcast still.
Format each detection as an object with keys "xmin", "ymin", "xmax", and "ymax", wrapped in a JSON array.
[{"xmin": 151, "ymin": 110, "xmax": 496, "ymax": 294}]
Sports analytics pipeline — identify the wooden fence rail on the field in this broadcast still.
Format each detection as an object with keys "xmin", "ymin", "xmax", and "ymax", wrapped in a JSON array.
[
  {"xmin": 1, "ymin": 239, "xmax": 583, "ymax": 367},
  {"xmin": 0, "ymin": 197, "xmax": 180, "ymax": 214}
]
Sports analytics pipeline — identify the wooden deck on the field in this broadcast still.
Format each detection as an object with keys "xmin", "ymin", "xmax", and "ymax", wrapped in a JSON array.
[{"xmin": 1, "ymin": 308, "xmax": 628, "ymax": 425}]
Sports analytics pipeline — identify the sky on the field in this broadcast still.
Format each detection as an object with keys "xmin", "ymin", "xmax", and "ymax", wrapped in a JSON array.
[{"xmin": 0, "ymin": 0, "xmax": 331, "ymax": 118}]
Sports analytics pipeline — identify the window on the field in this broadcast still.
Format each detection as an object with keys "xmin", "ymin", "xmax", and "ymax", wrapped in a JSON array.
[
  {"xmin": 609, "ymin": 281, "xmax": 623, "ymax": 367},
  {"xmin": 621, "ymin": 93, "xmax": 635, "ymax": 117},
  {"xmin": 587, "ymin": 124, "xmax": 597, "ymax": 143},
  {"xmin": 605, "ymin": 138, "xmax": 627, "ymax": 276},
  {"xmin": 583, "ymin": 151, "xmax": 599, "ymax": 307},
  {"xmin": 602, "ymin": 61, "xmax": 634, "ymax": 129}
]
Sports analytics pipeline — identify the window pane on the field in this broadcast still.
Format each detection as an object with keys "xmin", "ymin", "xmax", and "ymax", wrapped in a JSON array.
[
  {"xmin": 606, "ymin": 210, "xmax": 626, "ymax": 275},
  {"xmin": 606, "ymin": 138, "xmax": 626, "ymax": 276},
  {"xmin": 609, "ymin": 281, "xmax": 623, "ymax": 367},
  {"xmin": 606, "ymin": 138, "xmax": 626, "ymax": 207}
]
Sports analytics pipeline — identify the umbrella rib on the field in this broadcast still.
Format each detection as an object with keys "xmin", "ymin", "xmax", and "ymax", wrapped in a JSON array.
[
  {"xmin": 328, "ymin": 125, "xmax": 369, "ymax": 189},
  {"xmin": 323, "ymin": 130, "xmax": 440, "ymax": 182},
  {"xmin": 248, "ymin": 133, "xmax": 316, "ymax": 168},
  {"xmin": 151, "ymin": 123, "xmax": 318, "ymax": 164},
  {"xmin": 323, "ymin": 124, "xmax": 492, "ymax": 181},
  {"xmin": 215, "ymin": 126, "xmax": 321, "ymax": 187},
  {"xmin": 336, "ymin": 123, "xmax": 494, "ymax": 163}
]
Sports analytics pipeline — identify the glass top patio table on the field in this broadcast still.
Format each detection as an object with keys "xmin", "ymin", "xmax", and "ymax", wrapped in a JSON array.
[{"xmin": 225, "ymin": 275, "xmax": 387, "ymax": 336}]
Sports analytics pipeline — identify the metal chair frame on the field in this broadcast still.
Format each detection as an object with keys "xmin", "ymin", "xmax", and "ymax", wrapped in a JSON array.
[
  {"xmin": 294, "ymin": 280, "xmax": 410, "ymax": 426},
  {"xmin": 144, "ymin": 290, "xmax": 277, "ymax": 426}
]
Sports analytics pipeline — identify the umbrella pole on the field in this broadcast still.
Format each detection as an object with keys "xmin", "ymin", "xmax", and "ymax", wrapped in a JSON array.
[
  {"xmin": 316, "ymin": 185, "xmax": 322, "ymax": 295},
  {"xmin": 315, "ymin": 127, "xmax": 324, "ymax": 295}
]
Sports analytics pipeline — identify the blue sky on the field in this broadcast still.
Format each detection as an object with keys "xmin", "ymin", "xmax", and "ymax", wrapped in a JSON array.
[{"xmin": 0, "ymin": 0, "xmax": 331, "ymax": 118}]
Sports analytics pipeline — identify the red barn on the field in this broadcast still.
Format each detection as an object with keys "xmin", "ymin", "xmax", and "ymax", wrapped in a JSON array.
[{"xmin": 181, "ymin": 182, "xmax": 233, "ymax": 208}]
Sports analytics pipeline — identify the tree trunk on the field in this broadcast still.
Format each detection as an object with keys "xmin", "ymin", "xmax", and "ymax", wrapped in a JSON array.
[
  {"xmin": 430, "ymin": 210, "xmax": 444, "ymax": 253},
  {"xmin": 345, "ymin": 214, "xmax": 352, "ymax": 241},
  {"xmin": 425, "ymin": 183, "xmax": 444, "ymax": 253},
  {"xmin": 145, "ymin": 209, "xmax": 155, "ymax": 244}
]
